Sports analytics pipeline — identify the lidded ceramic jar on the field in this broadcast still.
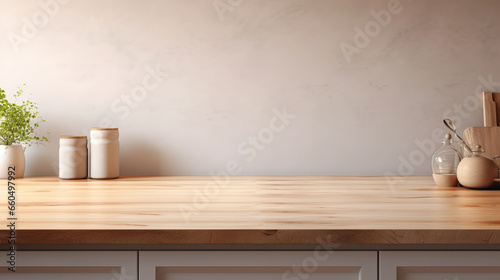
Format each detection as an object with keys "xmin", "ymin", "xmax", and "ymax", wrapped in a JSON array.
[
  {"xmin": 59, "ymin": 136, "xmax": 87, "ymax": 179},
  {"xmin": 457, "ymin": 145, "xmax": 498, "ymax": 189},
  {"xmin": 431, "ymin": 133, "xmax": 461, "ymax": 187},
  {"xmin": 90, "ymin": 127, "xmax": 119, "ymax": 179}
]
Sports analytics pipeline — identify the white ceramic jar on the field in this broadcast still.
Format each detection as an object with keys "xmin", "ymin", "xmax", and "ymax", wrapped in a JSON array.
[
  {"xmin": 90, "ymin": 128, "xmax": 119, "ymax": 179},
  {"xmin": 0, "ymin": 144, "xmax": 25, "ymax": 178},
  {"xmin": 59, "ymin": 136, "xmax": 88, "ymax": 179}
]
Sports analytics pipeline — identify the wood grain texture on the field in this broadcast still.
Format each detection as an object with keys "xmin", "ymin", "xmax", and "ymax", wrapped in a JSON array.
[
  {"xmin": 483, "ymin": 91, "xmax": 500, "ymax": 126},
  {"xmin": 463, "ymin": 126, "xmax": 500, "ymax": 159},
  {"xmin": 1, "ymin": 176, "xmax": 500, "ymax": 245}
]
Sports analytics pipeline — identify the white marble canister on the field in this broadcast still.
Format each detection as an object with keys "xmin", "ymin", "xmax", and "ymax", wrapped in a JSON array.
[
  {"xmin": 90, "ymin": 128, "xmax": 119, "ymax": 179},
  {"xmin": 59, "ymin": 136, "xmax": 88, "ymax": 179}
]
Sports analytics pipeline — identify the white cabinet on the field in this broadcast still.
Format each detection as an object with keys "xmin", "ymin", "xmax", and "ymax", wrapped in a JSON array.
[
  {"xmin": 4, "ymin": 249, "xmax": 500, "ymax": 279},
  {"xmin": 380, "ymin": 251, "xmax": 500, "ymax": 280},
  {"xmin": 0, "ymin": 251, "xmax": 137, "ymax": 280},
  {"xmin": 139, "ymin": 251, "xmax": 377, "ymax": 280}
]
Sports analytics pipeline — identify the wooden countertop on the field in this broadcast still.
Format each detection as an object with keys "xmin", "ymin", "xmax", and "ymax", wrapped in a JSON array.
[{"xmin": 1, "ymin": 176, "xmax": 500, "ymax": 245}]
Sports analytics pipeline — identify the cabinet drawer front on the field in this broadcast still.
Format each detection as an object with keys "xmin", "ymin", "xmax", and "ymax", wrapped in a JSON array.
[
  {"xmin": 0, "ymin": 251, "xmax": 137, "ymax": 280},
  {"xmin": 140, "ymin": 251, "xmax": 377, "ymax": 280},
  {"xmin": 380, "ymin": 251, "xmax": 500, "ymax": 280}
]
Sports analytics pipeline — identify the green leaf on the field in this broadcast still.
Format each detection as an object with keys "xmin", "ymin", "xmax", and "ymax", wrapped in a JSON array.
[{"xmin": 0, "ymin": 84, "xmax": 49, "ymax": 147}]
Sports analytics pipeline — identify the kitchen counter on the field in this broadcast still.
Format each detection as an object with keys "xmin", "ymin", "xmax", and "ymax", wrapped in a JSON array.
[{"xmin": 1, "ymin": 176, "xmax": 500, "ymax": 247}]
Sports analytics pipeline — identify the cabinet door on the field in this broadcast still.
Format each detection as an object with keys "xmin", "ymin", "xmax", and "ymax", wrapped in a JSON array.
[
  {"xmin": 0, "ymin": 251, "xmax": 137, "ymax": 280},
  {"xmin": 380, "ymin": 251, "xmax": 500, "ymax": 280},
  {"xmin": 140, "ymin": 251, "xmax": 377, "ymax": 280}
]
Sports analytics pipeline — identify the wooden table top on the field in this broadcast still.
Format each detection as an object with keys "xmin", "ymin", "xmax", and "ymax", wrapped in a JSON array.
[{"xmin": 1, "ymin": 175, "xmax": 500, "ymax": 245}]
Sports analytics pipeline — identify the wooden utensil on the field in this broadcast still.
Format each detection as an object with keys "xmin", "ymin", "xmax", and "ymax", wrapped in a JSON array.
[
  {"xmin": 463, "ymin": 126, "xmax": 500, "ymax": 159},
  {"xmin": 483, "ymin": 92, "xmax": 500, "ymax": 126}
]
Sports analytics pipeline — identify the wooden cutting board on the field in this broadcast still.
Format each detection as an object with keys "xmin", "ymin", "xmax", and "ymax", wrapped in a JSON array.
[
  {"xmin": 483, "ymin": 91, "xmax": 500, "ymax": 126},
  {"xmin": 463, "ymin": 126, "xmax": 500, "ymax": 158}
]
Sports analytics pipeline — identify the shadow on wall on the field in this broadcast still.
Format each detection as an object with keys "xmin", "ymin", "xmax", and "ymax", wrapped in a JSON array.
[
  {"xmin": 25, "ymin": 139, "xmax": 61, "ymax": 177},
  {"xmin": 119, "ymin": 140, "xmax": 166, "ymax": 176}
]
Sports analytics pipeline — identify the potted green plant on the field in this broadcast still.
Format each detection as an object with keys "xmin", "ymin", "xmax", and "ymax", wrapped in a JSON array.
[{"xmin": 0, "ymin": 85, "xmax": 49, "ymax": 178}]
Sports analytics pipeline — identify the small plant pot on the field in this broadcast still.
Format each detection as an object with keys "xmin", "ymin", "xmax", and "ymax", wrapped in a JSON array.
[{"xmin": 0, "ymin": 144, "xmax": 25, "ymax": 178}]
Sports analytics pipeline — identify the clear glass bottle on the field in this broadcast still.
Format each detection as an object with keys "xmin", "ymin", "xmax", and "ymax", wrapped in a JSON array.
[{"xmin": 432, "ymin": 133, "xmax": 461, "ymax": 187}]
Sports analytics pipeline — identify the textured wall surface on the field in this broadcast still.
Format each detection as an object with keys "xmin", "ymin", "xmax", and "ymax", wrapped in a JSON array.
[{"xmin": 1, "ymin": 0, "xmax": 499, "ymax": 176}]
